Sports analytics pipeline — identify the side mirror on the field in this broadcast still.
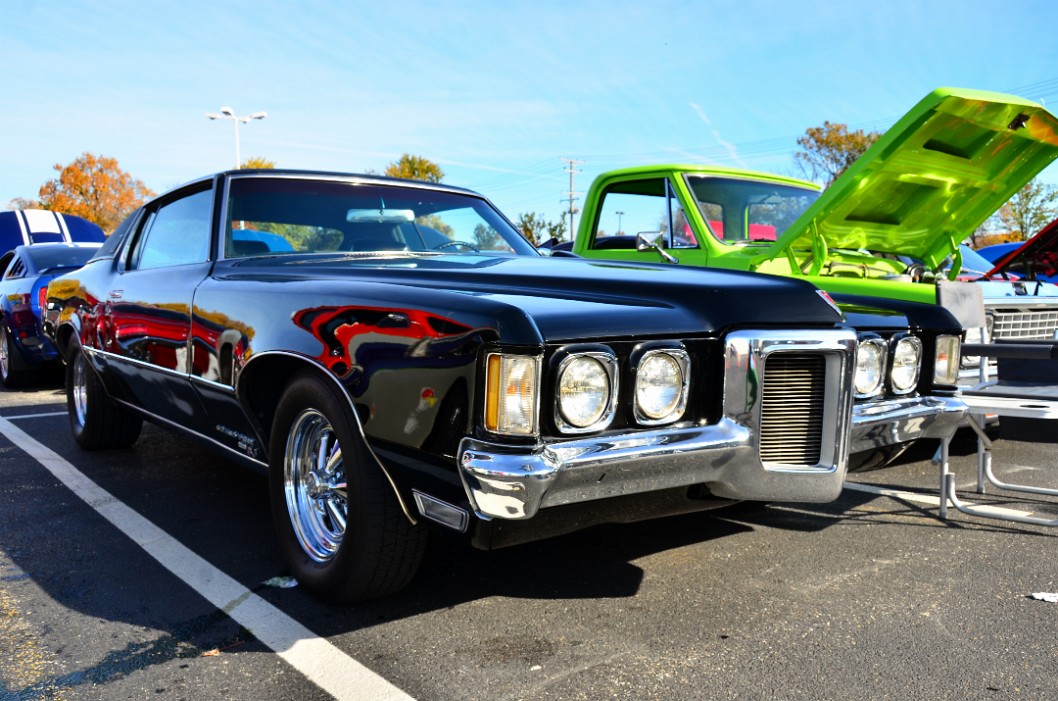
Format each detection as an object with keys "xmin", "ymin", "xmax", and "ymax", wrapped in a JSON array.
[{"xmin": 636, "ymin": 232, "xmax": 679, "ymax": 264}]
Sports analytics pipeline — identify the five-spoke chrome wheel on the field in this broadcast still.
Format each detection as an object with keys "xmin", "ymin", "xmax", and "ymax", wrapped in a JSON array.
[
  {"xmin": 0, "ymin": 325, "xmax": 10, "ymax": 382},
  {"xmin": 284, "ymin": 408, "xmax": 349, "ymax": 563},
  {"xmin": 70, "ymin": 351, "xmax": 90, "ymax": 428}
]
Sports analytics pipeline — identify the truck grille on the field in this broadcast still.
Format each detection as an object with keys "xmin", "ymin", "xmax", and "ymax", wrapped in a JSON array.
[
  {"xmin": 990, "ymin": 307, "xmax": 1058, "ymax": 340},
  {"xmin": 759, "ymin": 354, "xmax": 825, "ymax": 465}
]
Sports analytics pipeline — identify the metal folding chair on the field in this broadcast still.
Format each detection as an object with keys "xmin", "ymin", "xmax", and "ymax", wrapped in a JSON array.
[{"xmin": 935, "ymin": 340, "xmax": 1058, "ymax": 526}]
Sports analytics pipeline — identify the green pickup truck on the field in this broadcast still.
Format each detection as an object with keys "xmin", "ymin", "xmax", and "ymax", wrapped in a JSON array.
[{"xmin": 559, "ymin": 88, "xmax": 1058, "ymax": 466}]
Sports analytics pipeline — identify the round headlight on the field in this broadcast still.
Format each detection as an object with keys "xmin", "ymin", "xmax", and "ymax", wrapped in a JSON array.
[
  {"xmin": 890, "ymin": 336, "xmax": 922, "ymax": 393},
  {"xmin": 855, "ymin": 339, "xmax": 886, "ymax": 397},
  {"xmin": 557, "ymin": 355, "xmax": 613, "ymax": 430},
  {"xmin": 635, "ymin": 351, "xmax": 687, "ymax": 422}
]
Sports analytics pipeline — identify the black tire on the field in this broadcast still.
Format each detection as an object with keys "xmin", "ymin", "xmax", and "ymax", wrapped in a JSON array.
[
  {"xmin": 269, "ymin": 371, "xmax": 426, "ymax": 603},
  {"xmin": 66, "ymin": 344, "xmax": 143, "ymax": 450},
  {"xmin": 0, "ymin": 322, "xmax": 36, "ymax": 389}
]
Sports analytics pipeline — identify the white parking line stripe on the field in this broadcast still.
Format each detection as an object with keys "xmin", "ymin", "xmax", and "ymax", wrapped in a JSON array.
[
  {"xmin": 4, "ymin": 411, "xmax": 69, "ymax": 420},
  {"xmin": 0, "ymin": 415, "xmax": 415, "ymax": 701},
  {"xmin": 845, "ymin": 481, "xmax": 1041, "ymax": 519}
]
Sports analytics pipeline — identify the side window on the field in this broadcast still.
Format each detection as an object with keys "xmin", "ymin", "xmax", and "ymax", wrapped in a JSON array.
[
  {"xmin": 591, "ymin": 179, "xmax": 697, "ymax": 250},
  {"xmin": 592, "ymin": 179, "xmax": 665, "ymax": 250},
  {"xmin": 3, "ymin": 255, "xmax": 24, "ymax": 279},
  {"xmin": 134, "ymin": 189, "xmax": 213, "ymax": 270}
]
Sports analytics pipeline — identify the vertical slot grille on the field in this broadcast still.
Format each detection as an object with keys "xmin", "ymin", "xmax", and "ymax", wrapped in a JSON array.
[{"xmin": 759, "ymin": 353, "xmax": 825, "ymax": 465}]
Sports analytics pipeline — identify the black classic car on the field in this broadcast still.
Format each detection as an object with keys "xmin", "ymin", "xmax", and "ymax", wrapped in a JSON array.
[{"xmin": 45, "ymin": 170, "xmax": 864, "ymax": 602}]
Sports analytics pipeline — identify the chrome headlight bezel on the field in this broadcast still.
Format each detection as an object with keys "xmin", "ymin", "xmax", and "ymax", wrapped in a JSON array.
[
  {"xmin": 633, "ymin": 347, "xmax": 690, "ymax": 426},
  {"xmin": 933, "ymin": 334, "xmax": 962, "ymax": 386},
  {"xmin": 854, "ymin": 337, "xmax": 887, "ymax": 398},
  {"xmin": 889, "ymin": 335, "xmax": 923, "ymax": 394},
  {"xmin": 484, "ymin": 352, "xmax": 541, "ymax": 437},
  {"xmin": 554, "ymin": 350, "xmax": 618, "ymax": 434}
]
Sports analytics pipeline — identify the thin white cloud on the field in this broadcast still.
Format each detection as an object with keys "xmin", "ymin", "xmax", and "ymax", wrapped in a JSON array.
[{"xmin": 690, "ymin": 102, "xmax": 748, "ymax": 168}]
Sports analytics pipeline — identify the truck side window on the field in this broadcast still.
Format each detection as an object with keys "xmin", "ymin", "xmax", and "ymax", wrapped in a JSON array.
[{"xmin": 592, "ymin": 178, "xmax": 698, "ymax": 250}]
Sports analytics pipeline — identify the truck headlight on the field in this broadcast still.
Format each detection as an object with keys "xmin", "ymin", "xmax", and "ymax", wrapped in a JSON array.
[
  {"xmin": 933, "ymin": 335, "xmax": 961, "ymax": 385},
  {"xmin": 634, "ymin": 349, "xmax": 689, "ymax": 425},
  {"xmin": 855, "ymin": 338, "xmax": 887, "ymax": 397},
  {"xmin": 889, "ymin": 336, "xmax": 922, "ymax": 394},
  {"xmin": 484, "ymin": 353, "xmax": 540, "ymax": 436},
  {"xmin": 556, "ymin": 352, "xmax": 616, "ymax": 432}
]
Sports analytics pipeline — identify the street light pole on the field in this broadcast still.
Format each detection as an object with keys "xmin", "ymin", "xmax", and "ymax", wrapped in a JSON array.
[
  {"xmin": 616, "ymin": 210, "xmax": 624, "ymax": 235},
  {"xmin": 206, "ymin": 106, "xmax": 267, "ymax": 169}
]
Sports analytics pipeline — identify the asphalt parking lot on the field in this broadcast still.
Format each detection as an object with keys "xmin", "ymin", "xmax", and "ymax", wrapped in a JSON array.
[{"xmin": 2, "ymin": 380, "xmax": 1057, "ymax": 700}]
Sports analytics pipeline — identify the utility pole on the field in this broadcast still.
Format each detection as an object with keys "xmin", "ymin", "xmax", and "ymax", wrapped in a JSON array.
[{"xmin": 561, "ymin": 157, "xmax": 584, "ymax": 240}]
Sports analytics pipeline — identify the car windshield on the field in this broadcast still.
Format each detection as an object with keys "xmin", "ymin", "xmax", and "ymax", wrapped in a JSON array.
[
  {"xmin": 224, "ymin": 176, "xmax": 538, "ymax": 258},
  {"xmin": 683, "ymin": 175, "xmax": 819, "ymax": 244}
]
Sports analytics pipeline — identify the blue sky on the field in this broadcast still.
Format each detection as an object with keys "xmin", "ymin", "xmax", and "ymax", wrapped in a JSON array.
[{"xmin": 3, "ymin": 0, "xmax": 1058, "ymax": 232}]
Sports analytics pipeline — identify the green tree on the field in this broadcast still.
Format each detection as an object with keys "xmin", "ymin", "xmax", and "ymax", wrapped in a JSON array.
[
  {"xmin": 37, "ymin": 152, "xmax": 154, "ymax": 233},
  {"xmin": 997, "ymin": 179, "xmax": 1058, "ymax": 240},
  {"xmin": 384, "ymin": 154, "xmax": 444, "ymax": 183},
  {"xmin": 516, "ymin": 211, "xmax": 567, "ymax": 244},
  {"xmin": 473, "ymin": 223, "xmax": 500, "ymax": 249},
  {"xmin": 240, "ymin": 156, "xmax": 276, "ymax": 169},
  {"xmin": 794, "ymin": 121, "xmax": 881, "ymax": 186}
]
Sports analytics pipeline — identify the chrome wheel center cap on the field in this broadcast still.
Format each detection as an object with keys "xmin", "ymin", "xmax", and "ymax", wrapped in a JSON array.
[{"xmin": 305, "ymin": 472, "xmax": 325, "ymax": 499}]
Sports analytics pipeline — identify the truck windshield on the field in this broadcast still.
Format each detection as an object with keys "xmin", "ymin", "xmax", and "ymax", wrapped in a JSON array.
[{"xmin": 684, "ymin": 176, "xmax": 819, "ymax": 244}]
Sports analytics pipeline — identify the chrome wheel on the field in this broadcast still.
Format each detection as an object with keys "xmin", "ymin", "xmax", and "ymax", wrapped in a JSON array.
[
  {"xmin": 284, "ymin": 408, "xmax": 348, "ymax": 563},
  {"xmin": 71, "ymin": 352, "xmax": 89, "ymax": 428},
  {"xmin": 0, "ymin": 326, "xmax": 9, "ymax": 381}
]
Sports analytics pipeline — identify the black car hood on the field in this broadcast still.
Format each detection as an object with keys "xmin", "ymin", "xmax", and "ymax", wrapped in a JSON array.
[
  {"xmin": 224, "ymin": 253, "xmax": 844, "ymax": 343},
  {"xmin": 832, "ymin": 293, "xmax": 961, "ymax": 334},
  {"xmin": 981, "ymin": 217, "xmax": 1058, "ymax": 281}
]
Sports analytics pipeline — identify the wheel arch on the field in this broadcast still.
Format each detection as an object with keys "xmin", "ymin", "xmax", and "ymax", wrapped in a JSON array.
[
  {"xmin": 237, "ymin": 350, "xmax": 417, "ymax": 524},
  {"xmin": 54, "ymin": 320, "xmax": 80, "ymax": 361}
]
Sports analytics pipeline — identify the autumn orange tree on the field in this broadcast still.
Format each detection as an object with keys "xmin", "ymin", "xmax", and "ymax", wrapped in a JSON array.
[
  {"xmin": 794, "ymin": 121, "xmax": 881, "ymax": 186},
  {"xmin": 384, "ymin": 154, "xmax": 444, "ymax": 183},
  {"xmin": 240, "ymin": 156, "xmax": 276, "ymax": 169},
  {"xmin": 38, "ymin": 152, "xmax": 154, "ymax": 233}
]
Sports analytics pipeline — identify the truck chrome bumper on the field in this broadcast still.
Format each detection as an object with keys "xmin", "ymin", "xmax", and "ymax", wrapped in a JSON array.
[{"xmin": 850, "ymin": 395, "xmax": 967, "ymax": 454}]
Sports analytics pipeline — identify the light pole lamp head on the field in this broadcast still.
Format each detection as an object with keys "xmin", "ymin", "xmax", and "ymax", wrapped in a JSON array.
[
  {"xmin": 219, "ymin": 106, "xmax": 235, "ymax": 117},
  {"xmin": 249, "ymin": 111, "xmax": 268, "ymax": 120}
]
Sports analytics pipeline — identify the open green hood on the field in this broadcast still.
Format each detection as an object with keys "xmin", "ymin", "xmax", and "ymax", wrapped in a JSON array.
[{"xmin": 767, "ymin": 88, "xmax": 1058, "ymax": 271}]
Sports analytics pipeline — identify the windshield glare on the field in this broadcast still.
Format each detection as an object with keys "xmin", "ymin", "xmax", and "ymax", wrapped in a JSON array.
[
  {"xmin": 225, "ymin": 177, "xmax": 537, "ymax": 258},
  {"xmin": 684, "ymin": 175, "xmax": 819, "ymax": 243}
]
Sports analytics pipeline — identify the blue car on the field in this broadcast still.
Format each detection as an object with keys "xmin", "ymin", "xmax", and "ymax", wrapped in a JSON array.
[
  {"xmin": 0, "ymin": 243, "xmax": 102, "ymax": 387},
  {"xmin": 0, "ymin": 209, "xmax": 106, "ymax": 251}
]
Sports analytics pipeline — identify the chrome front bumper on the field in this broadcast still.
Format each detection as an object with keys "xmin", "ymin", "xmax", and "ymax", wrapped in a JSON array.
[
  {"xmin": 850, "ymin": 395, "xmax": 967, "ymax": 454},
  {"xmin": 459, "ymin": 329, "xmax": 857, "ymax": 521}
]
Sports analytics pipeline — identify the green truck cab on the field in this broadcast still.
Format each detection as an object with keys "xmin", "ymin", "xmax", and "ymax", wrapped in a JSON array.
[
  {"xmin": 570, "ymin": 88, "xmax": 1058, "ymax": 306},
  {"xmin": 563, "ymin": 88, "xmax": 1058, "ymax": 466}
]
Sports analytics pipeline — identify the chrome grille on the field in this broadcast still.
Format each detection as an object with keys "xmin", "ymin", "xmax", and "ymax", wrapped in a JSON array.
[
  {"xmin": 759, "ymin": 354, "xmax": 825, "ymax": 465},
  {"xmin": 990, "ymin": 307, "xmax": 1058, "ymax": 340}
]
